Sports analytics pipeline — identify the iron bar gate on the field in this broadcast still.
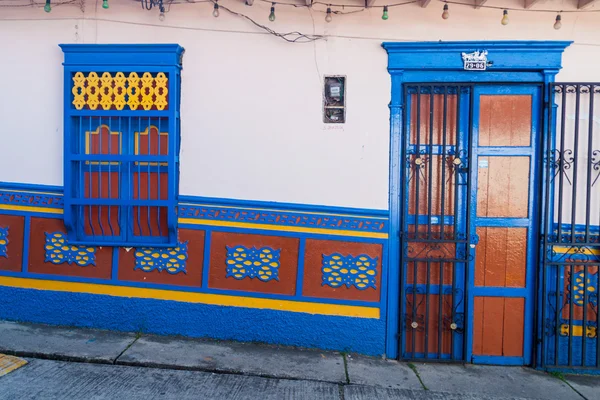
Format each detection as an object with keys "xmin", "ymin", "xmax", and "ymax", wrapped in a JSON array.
[
  {"xmin": 399, "ymin": 84, "xmax": 472, "ymax": 361},
  {"xmin": 542, "ymin": 83, "xmax": 600, "ymax": 371}
]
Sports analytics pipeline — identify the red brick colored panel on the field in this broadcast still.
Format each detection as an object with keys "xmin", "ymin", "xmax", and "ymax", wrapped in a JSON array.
[
  {"xmin": 118, "ymin": 229, "xmax": 204, "ymax": 287},
  {"xmin": 0, "ymin": 214, "xmax": 24, "ymax": 272},
  {"xmin": 28, "ymin": 217, "xmax": 112, "ymax": 279},
  {"xmin": 302, "ymin": 239, "xmax": 382, "ymax": 302},
  {"xmin": 208, "ymin": 232, "xmax": 299, "ymax": 295},
  {"xmin": 405, "ymin": 294, "xmax": 453, "ymax": 356}
]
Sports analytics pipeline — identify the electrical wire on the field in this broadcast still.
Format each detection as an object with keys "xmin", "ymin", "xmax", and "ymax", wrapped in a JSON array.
[
  {"xmin": 0, "ymin": 0, "xmax": 77, "ymax": 7},
  {"xmin": 218, "ymin": 2, "xmax": 325, "ymax": 42}
]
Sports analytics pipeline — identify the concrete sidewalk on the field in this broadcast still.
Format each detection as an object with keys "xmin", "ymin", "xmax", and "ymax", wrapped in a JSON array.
[{"xmin": 0, "ymin": 320, "xmax": 597, "ymax": 400}]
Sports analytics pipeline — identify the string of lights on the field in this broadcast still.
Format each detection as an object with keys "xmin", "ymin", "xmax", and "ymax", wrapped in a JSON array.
[
  {"xmin": 439, "ymin": 0, "xmax": 600, "ymax": 30},
  {"xmin": 5, "ymin": 0, "xmax": 600, "ymax": 34}
]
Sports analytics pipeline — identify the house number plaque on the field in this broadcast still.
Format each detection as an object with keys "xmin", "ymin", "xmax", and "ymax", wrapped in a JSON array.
[{"xmin": 462, "ymin": 50, "xmax": 488, "ymax": 71}]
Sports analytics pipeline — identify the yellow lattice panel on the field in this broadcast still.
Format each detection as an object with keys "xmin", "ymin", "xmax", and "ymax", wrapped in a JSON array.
[{"xmin": 71, "ymin": 71, "xmax": 169, "ymax": 111}]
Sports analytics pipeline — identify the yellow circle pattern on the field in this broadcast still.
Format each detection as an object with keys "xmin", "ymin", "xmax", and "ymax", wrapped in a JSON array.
[
  {"xmin": 134, "ymin": 242, "xmax": 188, "ymax": 275},
  {"xmin": 0, "ymin": 226, "xmax": 8, "ymax": 258},
  {"xmin": 44, "ymin": 232, "xmax": 96, "ymax": 267},
  {"xmin": 322, "ymin": 253, "xmax": 377, "ymax": 290},
  {"xmin": 572, "ymin": 271, "xmax": 598, "ymax": 307},
  {"xmin": 225, "ymin": 246, "xmax": 280, "ymax": 282}
]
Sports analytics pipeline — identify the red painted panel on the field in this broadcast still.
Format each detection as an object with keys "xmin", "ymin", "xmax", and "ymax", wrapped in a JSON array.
[
  {"xmin": 405, "ymin": 294, "xmax": 453, "ymax": 356},
  {"xmin": 408, "ymin": 155, "xmax": 456, "ymax": 217},
  {"xmin": 135, "ymin": 126, "xmax": 169, "ymax": 156},
  {"xmin": 208, "ymin": 232, "xmax": 299, "ymax": 295},
  {"xmin": 118, "ymin": 229, "xmax": 204, "ymax": 287},
  {"xmin": 83, "ymin": 172, "xmax": 121, "ymax": 236},
  {"xmin": 561, "ymin": 265, "xmax": 599, "ymax": 322},
  {"xmin": 28, "ymin": 217, "xmax": 112, "ymax": 279},
  {"xmin": 303, "ymin": 239, "xmax": 382, "ymax": 302},
  {"xmin": 0, "ymin": 215, "xmax": 24, "ymax": 272},
  {"xmin": 409, "ymin": 93, "xmax": 458, "ymax": 146}
]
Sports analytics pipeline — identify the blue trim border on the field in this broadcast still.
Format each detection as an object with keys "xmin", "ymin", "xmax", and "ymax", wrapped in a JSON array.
[{"xmin": 0, "ymin": 182, "xmax": 389, "ymax": 235}]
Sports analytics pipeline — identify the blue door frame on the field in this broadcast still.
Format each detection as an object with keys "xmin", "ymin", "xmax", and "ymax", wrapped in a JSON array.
[{"xmin": 382, "ymin": 41, "xmax": 572, "ymax": 364}]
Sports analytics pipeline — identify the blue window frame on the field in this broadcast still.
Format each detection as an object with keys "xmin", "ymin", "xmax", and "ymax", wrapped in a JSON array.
[{"xmin": 60, "ymin": 44, "xmax": 184, "ymax": 247}]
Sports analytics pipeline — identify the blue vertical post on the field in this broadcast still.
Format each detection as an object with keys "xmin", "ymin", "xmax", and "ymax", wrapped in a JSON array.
[{"xmin": 385, "ymin": 70, "xmax": 404, "ymax": 359}]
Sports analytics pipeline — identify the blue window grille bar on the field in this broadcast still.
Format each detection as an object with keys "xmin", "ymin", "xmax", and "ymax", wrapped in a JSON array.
[{"xmin": 60, "ymin": 44, "xmax": 184, "ymax": 247}]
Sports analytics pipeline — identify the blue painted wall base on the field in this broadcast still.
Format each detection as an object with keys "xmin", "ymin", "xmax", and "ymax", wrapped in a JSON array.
[{"xmin": 0, "ymin": 285, "xmax": 386, "ymax": 356}]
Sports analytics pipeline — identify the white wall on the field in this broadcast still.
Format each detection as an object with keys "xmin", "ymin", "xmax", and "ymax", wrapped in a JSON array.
[{"xmin": 1, "ymin": 0, "xmax": 599, "ymax": 210}]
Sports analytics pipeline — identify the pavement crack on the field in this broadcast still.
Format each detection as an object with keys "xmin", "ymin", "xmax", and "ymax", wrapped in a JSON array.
[
  {"xmin": 407, "ymin": 362, "xmax": 428, "ymax": 391},
  {"xmin": 338, "ymin": 384, "xmax": 345, "ymax": 400},
  {"xmin": 548, "ymin": 371, "xmax": 588, "ymax": 400},
  {"xmin": 342, "ymin": 353, "xmax": 350, "ymax": 384},
  {"xmin": 113, "ymin": 336, "xmax": 140, "ymax": 365}
]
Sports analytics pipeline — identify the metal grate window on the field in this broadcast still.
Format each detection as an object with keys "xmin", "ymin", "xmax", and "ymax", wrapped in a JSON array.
[{"xmin": 61, "ymin": 45, "xmax": 184, "ymax": 247}]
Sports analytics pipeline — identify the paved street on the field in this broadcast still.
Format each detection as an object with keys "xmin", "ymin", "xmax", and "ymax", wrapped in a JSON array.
[
  {"xmin": 0, "ymin": 321, "xmax": 597, "ymax": 400},
  {"xmin": 0, "ymin": 358, "xmax": 581, "ymax": 400}
]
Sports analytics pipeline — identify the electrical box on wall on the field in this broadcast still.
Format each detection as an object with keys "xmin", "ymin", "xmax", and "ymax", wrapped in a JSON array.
[{"xmin": 323, "ymin": 76, "xmax": 346, "ymax": 124}]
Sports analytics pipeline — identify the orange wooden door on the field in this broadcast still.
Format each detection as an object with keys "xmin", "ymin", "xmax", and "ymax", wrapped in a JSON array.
[{"xmin": 468, "ymin": 85, "xmax": 542, "ymax": 365}]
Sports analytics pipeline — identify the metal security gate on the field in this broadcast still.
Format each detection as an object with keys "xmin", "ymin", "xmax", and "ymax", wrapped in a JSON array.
[
  {"xmin": 400, "ymin": 83, "xmax": 541, "ymax": 364},
  {"xmin": 541, "ymin": 83, "xmax": 600, "ymax": 372},
  {"xmin": 399, "ymin": 85, "xmax": 472, "ymax": 361}
]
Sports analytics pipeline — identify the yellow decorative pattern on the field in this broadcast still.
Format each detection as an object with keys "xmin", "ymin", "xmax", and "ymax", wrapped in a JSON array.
[
  {"xmin": 322, "ymin": 253, "xmax": 378, "ymax": 290},
  {"xmin": 571, "ymin": 271, "xmax": 598, "ymax": 307},
  {"xmin": 71, "ymin": 71, "xmax": 169, "ymax": 111},
  {"xmin": 560, "ymin": 324, "xmax": 597, "ymax": 338},
  {"xmin": 44, "ymin": 232, "xmax": 96, "ymax": 267},
  {"xmin": 134, "ymin": 242, "xmax": 188, "ymax": 274},
  {"xmin": 225, "ymin": 246, "xmax": 280, "ymax": 282}
]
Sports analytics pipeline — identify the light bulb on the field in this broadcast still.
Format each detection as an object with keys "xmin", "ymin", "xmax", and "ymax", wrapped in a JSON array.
[
  {"xmin": 44, "ymin": 0, "xmax": 51, "ymax": 12},
  {"xmin": 102, "ymin": 0, "xmax": 109, "ymax": 9},
  {"xmin": 213, "ymin": 2, "xmax": 220, "ymax": 17},
  {"xmin": 501, "ymin": 9, "xmax": 509, "ymax": 25},
  {"xmin": 159, "ymin": 11, "xmax": 165, "ymax": 21},
  {"xmin": 245, "ymin": 0, "xmax": 254, "ymax": 5},
  {"xmin": 442, "ymin": 4, "xmax": 449, "ymax": 20},
  {"xmin": 382, "ymin": 5, "xmax": 388, "ymax": 20},
  {"xmin": 269, "ymin": 4, "xmax": 276, "ymax": 21},
  {"xmin": 325, "ymin": 7, "xmax": 332, "ymax": 22},
  {"xmin": 554, "ymin": 14, "xmax": 562, "ymax": 30}
]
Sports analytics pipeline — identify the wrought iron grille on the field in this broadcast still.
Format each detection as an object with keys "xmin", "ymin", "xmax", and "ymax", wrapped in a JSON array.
[
  {"xmin": 542, "ymin": 83, "xmax": 600, "ymax": 371},
  {"xmin": 399, "ymin": 85, "xmax": 472, "ymax": 361},
  {"xmin": 64, "ymin": 70, "xmax": 180, "ymax": 247}
]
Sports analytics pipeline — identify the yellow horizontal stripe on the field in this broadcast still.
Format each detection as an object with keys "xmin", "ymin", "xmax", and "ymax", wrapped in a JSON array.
[
  {"xmin": 560, "ymin": 324, "xmax": 597, "ymax": 338},
  {"xmin": 178, "ymin": 202, "xmax": 388, "ymax": 220},
  {"xmin": 0, "ymin": 276, "xmax": 380, "ymax": 319},
  {"xmin": 0, "ymin": 204, "xmax": 62, "ymax": 215},
  {"xmin": 178, "ymin": 218, "xmax": 388, "ymax": 239},
  {"xmin": 553, "ymin": 246, "xmax": 600, "ymax": 256}
]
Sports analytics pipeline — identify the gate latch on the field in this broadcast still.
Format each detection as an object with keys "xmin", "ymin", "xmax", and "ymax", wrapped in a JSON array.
[{"xmin": 469, "ymin": 234, "xmax": 480, "ymax": 249}]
